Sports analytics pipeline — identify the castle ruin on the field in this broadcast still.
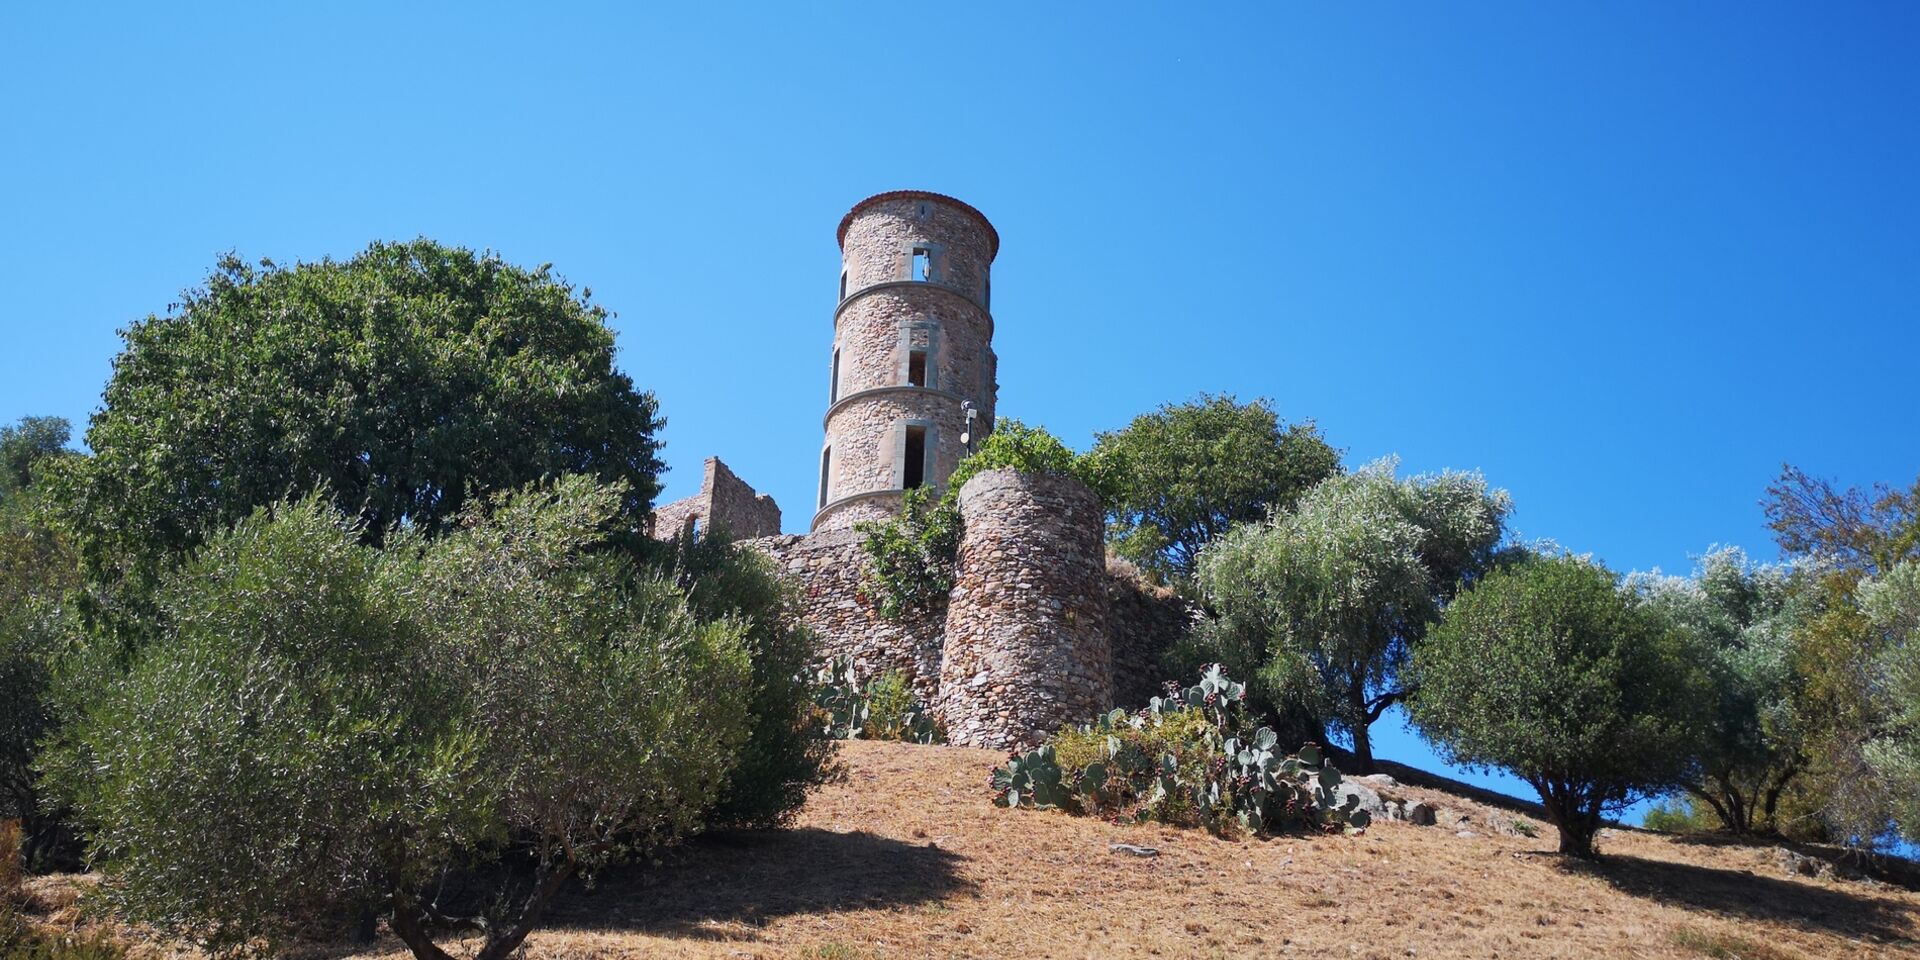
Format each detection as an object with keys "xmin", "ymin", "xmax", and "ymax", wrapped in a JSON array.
[{"xmin": 656, "ymin": 191, "xmax": 1191, "ymax": 749}]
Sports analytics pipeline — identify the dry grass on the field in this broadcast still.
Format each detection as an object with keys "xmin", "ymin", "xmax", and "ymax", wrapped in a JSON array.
[{"xmin": 20, "ymin": 741, "xmax": 1920, "ymax": 959}]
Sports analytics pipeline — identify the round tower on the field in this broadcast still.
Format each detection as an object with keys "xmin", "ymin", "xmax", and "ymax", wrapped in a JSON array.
[
  {"xmin": 936, "ymin": 467, "xmax": 1112, "ymax": 749},
  {"xmin": 813, "ymin": 191, "xmax": 999, "ymax": 531}
]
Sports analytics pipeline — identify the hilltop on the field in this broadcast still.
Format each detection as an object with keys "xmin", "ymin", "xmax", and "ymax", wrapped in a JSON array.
[{"xmin": 23, "ymin": 740, "xmax": 1916, "ymax": 960}]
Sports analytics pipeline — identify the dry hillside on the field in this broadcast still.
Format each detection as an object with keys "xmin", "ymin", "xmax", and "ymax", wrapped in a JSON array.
[{"xmin": 20, "ymin": 740, "xmax": 1920, "ymax": 959}]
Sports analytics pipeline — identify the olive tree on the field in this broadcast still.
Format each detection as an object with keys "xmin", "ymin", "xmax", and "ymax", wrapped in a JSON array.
[
  {"xmin": 1862, "ymin": 560, "xmax": 1920, "ymax": 842},
  {"xmin": 1089, "ymin": 394, "xmax": 1339, "ymax": 586},
  {"xmin": 0, "ymin": 417, "xmax": 82, "ymax": 866},
  {"xmin": 1196, "ymin": 459, "xmax": 1509, "ymax": 772},
  {"xmin": 50, "ymin": 478, "xmax": 751, "ymax": 960},
  {"xmin": 1408, "ymin": 552, "xmax": 1712, "ymax": 858},
  {"xmin": 1629, "ymin": 548, "xmax": 1816, "ymax": 835}
]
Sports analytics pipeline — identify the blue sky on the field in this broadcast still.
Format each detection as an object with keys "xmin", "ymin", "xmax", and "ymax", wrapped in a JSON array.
[{"xmin": 3, "ymin": 4, "xmax": 1916, "ymax": 815}]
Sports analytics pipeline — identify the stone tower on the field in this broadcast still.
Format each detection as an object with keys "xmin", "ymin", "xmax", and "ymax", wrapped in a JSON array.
[
  {"xmin": 937, "ymin": 467, "xmax": 1113, "ymax": 748},
  {"xmin": 813, "ymin": 191, "xmax": 999, "ymax": 531}
]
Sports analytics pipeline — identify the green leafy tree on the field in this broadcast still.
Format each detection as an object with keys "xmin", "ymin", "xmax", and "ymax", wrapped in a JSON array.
[
  {"xmin": 1629, "ymin": 548, "xmax": 1816, "ymax": 835},
  {"xmin": 0, "ymin": 417, "xmax": 82, "ymax": 867},
  {"xmin": 1860, "ymin": 560, "xmax": 1920, "ymax": 842},
  {"xmin": 0, "ymin": 416, "xmax": 73, "ymax": 502},
  {"xmin": 1195, "ymin": 459, "xmax": 1509, "ymax": 772},
  {"xmin": 1088, "ymin": 394, "xmax": 1340, "ymax": 585},
  {"xmin": 56, "ymin": 242, "xmax": 664, "ymax": 604},
  {"xmin": 1762, "ymin": 466, "xmax": 1920, "ymax": 843},
  {"xmin": 1408, "ymin": 552, "xmax": 1712, "ymax": 858},
  {"xmin": 48, "ymin": 478, "xmax": 751, "ymax": 960}
]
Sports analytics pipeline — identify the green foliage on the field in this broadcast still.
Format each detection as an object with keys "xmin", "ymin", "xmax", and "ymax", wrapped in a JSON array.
[
  {"xmin": 855, "ymin": 487, "xmax": 962, "ymax": 620},
  {"xmin": 56, "ymin": 242, "xmax": 665, "ymax": 608},
  {"xmin": 1641, "ymin": 796, "xmax": 1722, "ymax": 835},
  {"xmin": 1195, "ymin": 458, "xmax": 1510, "ymax": 772},
  {"xmin": 857, "ymin": 419, "xmax": 1087, "ymax": 621},
  {"xmin": 991, "ymin": 666, "xmax": 1369, "ymax": 836},
  {"xmin": 0, "ymin": 418, "xmax": 71, "ymax": 504},
  {"xmin": 1761, "ymin": 466, "xmax": 1920, "ymax": 846},
  {"xmin": 1861, "ymin": 560, "xmax": 1920, "ymax": 842},
  {"xmin": 46, "ymin": 478, "xmax": 753, "ymax": 960},
  {"xmin": 1629, "ymin": 548, "xmax": 1816, "ymax": 835},
  {"xmin": 661, "ymin": 530, "xmax": 840, "ymax": 830},
  {"xmin": 1407, "ymin": 552, "xmax": 1713, "ymax": 858},
  {"xmin": 812, "ymin": 659, "xmax": 942, "ymax": 744},
  {"xmin": 1087, "ymin": 394, "xmax": 1340, "ymax": 586},
  {"xmin": 944, "ymin": 417, "xmax": 1089, "ymax": 495},
  {"xmin": 0, "ymin": 447, "xmax": 83, "ymax": 868}
]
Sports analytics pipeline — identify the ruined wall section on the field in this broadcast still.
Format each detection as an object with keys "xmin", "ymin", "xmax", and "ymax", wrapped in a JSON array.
[
  {"xmin": 1104, "ymin": 562, "xmax": 1203, "ymax": 709},
  {"xmin": 745, "ymin": 529, "xmax": 946, "ymax": 703},
  {"xmin": 651, "ymin": 457, "xmax": 782, "ymax": 540},
  {"xmin": 936, "ymin": 468, "xmax": 1112, "ymax": 749}
]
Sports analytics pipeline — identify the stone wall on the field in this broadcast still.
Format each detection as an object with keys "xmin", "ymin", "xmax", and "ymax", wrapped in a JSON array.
[
  {"xmin": 745, "ymin": 472, "xmax": 1196, "ymax": 751},
  {"xmin": 936, "ymin": 468, "xmax": 1112, "ymax": 749},
  {"xmin": 651, "ymin": 457, "xmax": 782, "ymax": 540},
  {"xmin": 1104, "ymin": 559, "xmax": 1202, "ymax": 708},
  {"xmin": 745, "ymin": 528, "xmax": 946, "ymax": 703}
]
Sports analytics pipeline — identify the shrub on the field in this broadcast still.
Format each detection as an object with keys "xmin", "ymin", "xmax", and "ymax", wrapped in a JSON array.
[
  {"xmin": 662, "ymin": 530, "xmax": 840, "ymax": 830},
  {"xmin": 48, "ymin": 479, "xmax": 754, "ymax": 960},
  {"xmin": 1642, "ymin": 797, "xmax": 1719, "ymax": 834},
  {"xmin": 858, "ymin": 419, "xmax": 1090, "ymax": 620},
  {"xmin": 813, "ymin": 660, "xmax": 942, "ymax": 744},
  {"xmin": 1407, "ymin": 552, "xmax": 1713, "ymax": 858},
  {"xmin": 990, "ymin": 666, "xmax": 1371, "ymax": 836}
]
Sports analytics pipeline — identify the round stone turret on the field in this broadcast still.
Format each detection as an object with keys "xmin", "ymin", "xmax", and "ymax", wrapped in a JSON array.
[
  {"xmin": 813, "ymin": 191, "xmax": 999, "ymax": 531},
  {"xmin": 936, "ymin": 467, "xmax": 1112, "ymax": 749}
]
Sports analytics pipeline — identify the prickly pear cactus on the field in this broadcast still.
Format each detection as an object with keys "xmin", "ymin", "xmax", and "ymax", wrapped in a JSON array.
[{"xmin": 991, "ymin": 745, "xmax": 1068, "ymax": 809}]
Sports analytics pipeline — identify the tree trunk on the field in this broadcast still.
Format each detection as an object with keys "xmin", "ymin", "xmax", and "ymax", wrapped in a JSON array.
[
  {"xmin": 389, "ymin": 899, "xmax": 457, "ymax": 960},
  {"xmin": 472, "ymin": 862, "xmax": 577, "ymax": 960},
  {"xmin": 1540, "ymin": 791, "xmax": 1602, "ymax": 859},
  {"xmin": 1348, "ymin": 689, "xmax": 1376, "ymax": 774}
]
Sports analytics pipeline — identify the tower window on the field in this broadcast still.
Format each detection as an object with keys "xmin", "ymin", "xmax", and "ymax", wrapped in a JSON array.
[
  {"xmin": 907, "ymin": 350, "xmax": 928, "ymax": 387},
  {"xmin": 983, "ymin": 273, "xmax": 990, "ymax": 308},
  {"xmin": 911, "ymin": 247, "xmax": 932, "ymax": 281},
  {"xmin": 830, "ymin": 348, "xmax": 842, "ymax": 403},
  {"xmin": 685, "ymin": 516, "xmax": 701, "ymax": 541},
  {"xmin": 903, "ymin": 427, "xmax": 927, "ymax": 490},
  {"xmin": 819, "ymin": 446, "xmax": 832, "ymax": 508},
  {"xmin": 839, "ymin": 269, "xmax": 848, "ymax": 300}
]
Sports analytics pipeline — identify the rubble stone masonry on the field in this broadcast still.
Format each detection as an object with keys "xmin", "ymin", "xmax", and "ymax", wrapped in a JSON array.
[
  {"xmin": 935, "ymin": 468, "xmax": 1113, "ymax": 749},
  {"xmin": 651, "ymin": 457, "xmax": 782, "ymax": 540}
]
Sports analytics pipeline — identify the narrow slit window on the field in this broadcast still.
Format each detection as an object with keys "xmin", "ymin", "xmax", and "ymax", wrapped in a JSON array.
[
  {"xmin": 903, "ymin": 427, "xmax": 927, "ymax": 489},
  {"xmin": 839, "ymin": 269, "xmax": 848, "ymax": 300},
  {"xmin": 819, "ymin": 447, "xmax": 832, "ymax": 507},
  {"xmin": 906, "ymin": 350, "xmax": 928, "ymax": 387},
  {"xmin": 911, "ymin": 247, "xmax": 931, "ymax": 281},
  {"xmin": 685, "ymin": 516, "xmax": 701, "ymax": 541},
  {"xmin": 830, "ymin": 348, "xmax": 842, "ymax": 403}
]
